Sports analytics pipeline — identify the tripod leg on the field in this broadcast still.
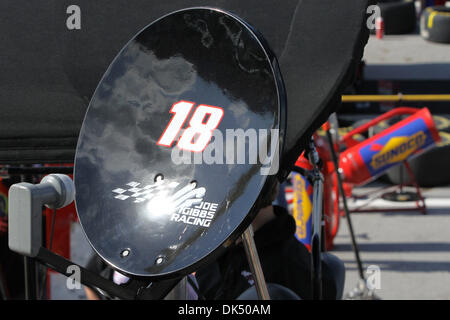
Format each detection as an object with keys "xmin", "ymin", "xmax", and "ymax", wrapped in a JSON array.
[
  {"xmin": 241, "ymin": 225, "xmax": 270, "ymax": 300},
  {"xmin": 403, "ymin": 161, "xmax": 427, "ymax": 215},
  {"xmin": 308, "ymin": 162, "xmax": 324, "ymax": 300},
  {"xmin": 325, "ymin": 130, "xmax": 365, "ymax": 282}
]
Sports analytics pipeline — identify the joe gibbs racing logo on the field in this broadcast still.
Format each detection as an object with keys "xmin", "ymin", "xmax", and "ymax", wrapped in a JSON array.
[{"xmin": 111, "ymin": 179, "xmax": 217, "ymax": 228}]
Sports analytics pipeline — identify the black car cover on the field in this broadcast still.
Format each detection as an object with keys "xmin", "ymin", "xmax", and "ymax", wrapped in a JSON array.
[{"xmin": 0, "ymin": 0, "xmax": 373, "ymax": 170}]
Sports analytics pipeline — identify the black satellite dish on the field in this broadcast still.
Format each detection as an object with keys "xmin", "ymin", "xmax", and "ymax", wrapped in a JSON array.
[{"xmin": 74, "ymin": 7, "xmax": 286, "ymax": 278}]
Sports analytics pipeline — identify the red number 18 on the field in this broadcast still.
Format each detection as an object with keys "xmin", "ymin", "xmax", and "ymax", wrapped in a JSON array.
[{"xmin": 157, "ymin": 101, "xmax": 224, "ymax": 152}]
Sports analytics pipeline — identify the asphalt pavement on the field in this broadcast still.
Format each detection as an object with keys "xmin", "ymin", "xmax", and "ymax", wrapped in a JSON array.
[{"xmin": 333, "ymin": 183, "xmax": 450, "ymax": 300}]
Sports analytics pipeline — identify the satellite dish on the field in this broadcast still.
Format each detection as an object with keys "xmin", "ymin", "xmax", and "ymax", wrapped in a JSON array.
[{"xmin": 74, "ymin": 7, "xmax": 286, "ymax": 278}]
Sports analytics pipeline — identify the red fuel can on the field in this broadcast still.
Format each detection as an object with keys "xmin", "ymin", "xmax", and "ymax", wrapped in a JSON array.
[
  {"xmin": 376, "ymin": 16, "xmax": 384, "ymax": 39},
  {"xmin": 340, "ymin": 108, "xmax": 440, "ymax": 186}
]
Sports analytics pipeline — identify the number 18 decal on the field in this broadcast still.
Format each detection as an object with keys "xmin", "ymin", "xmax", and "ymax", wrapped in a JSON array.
[{"xmin": 157, "ymin": 101, "xmax": 224, "ymax": 152}]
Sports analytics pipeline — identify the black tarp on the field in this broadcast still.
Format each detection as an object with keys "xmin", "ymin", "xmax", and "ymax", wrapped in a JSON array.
[{"xmin": 0, "ymin": 0, "xmax": 373, "ymax": 169}]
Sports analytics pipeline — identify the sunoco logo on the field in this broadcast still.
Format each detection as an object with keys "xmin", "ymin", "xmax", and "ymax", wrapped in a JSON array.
[
  {"xmin": 292, "ymin": 173, "xmax": 312, "ymax": 241},
  {"xmin": 370, "ymin": 131, "xmax": 426, "ymax": 170}
]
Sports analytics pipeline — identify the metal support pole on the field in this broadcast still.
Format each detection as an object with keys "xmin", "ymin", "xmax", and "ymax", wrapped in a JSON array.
[
  {"xmin": 326, "ymin": 127, "xmax": 381, "ymax": 299},
  {"xmin": 24, "ymin": 256, "xmax": 37, "ymax": 300},
  {"xmin": 307, "ymin": 140, "xmax": 324, "ymax": 300},
  {"xmin": 164, "ymin": 277, "xmax": 188, "ymax": 300},
  {"xmin": 34, "ymin": 247, "xmax": 184, "ymax": 300},
  {"xmin": 325, "ymin": 129, "xmax": 365, "ymax": 281},
  {"xmin": 20, "ymin": 172, "xmax": 38, "ymax": 300},
  {"xmin": 35, "ymin": 247, "xmax": 136, "ymax": 300},
  {"xmin": 241, "ymin": 225, "xmax": 270, "ymax": 300},
  {"xmin": 342, "ymin": 94, "xmax": 450, "ymax": 103}
]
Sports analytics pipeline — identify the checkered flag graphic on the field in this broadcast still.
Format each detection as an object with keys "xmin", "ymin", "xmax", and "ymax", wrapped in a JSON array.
[
  {"xmin": 111, "ymin": 180, "xmax": 206, "ymax": 211},
  {"xmin": 112, "ymin": 180, "xmax": 180, "ymax": 203}
]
